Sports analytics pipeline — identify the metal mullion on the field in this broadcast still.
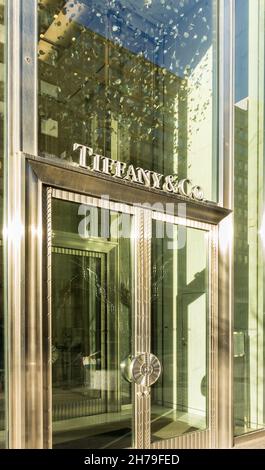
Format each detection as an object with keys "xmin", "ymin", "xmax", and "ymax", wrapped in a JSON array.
[
  {"xmin": 133, "ymin": 208, "xmax": 152, "ymax": 449},
  {"xmin": 23, "ymin": 0, "xmax": 43, "ymax": 449},
  {"xmin": 5, "ymin": 0, "xmax": 25, "ymax": 449},
  {"xmin": 6, "ymin": 0, "xmax": 39, "ymax": 449},
  {"xmin": 133, "ymin": 208, "xmax": 142, "ymax": 448},
  {"xmin": 209, "ymin": 225, "xmax": 219, "ymax": 448},
  {"xmin": 21, "ymin": 0, "xmax": 38, "ymax": 155},
  {"xmin": 44, "ymin": 187, "xmax": 52, "ymax": 449},
  {"xmin": 218, "ymin": 0, "xmax": 235, "ymax": 449}
]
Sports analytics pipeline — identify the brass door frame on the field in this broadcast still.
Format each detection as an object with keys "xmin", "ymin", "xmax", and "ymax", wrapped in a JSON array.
[{"xmin": 46, "ymin": 187, "xmax": 218, "ymax": 449}]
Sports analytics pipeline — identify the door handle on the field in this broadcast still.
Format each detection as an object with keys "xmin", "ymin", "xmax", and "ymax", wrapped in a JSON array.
[
  {"xmin": 120, "ymin": 353, "xmax": 162, "ymax": 386},
  {"xmin": 131, "ymin": 353, "xmax": 161, "ymax": 386}
]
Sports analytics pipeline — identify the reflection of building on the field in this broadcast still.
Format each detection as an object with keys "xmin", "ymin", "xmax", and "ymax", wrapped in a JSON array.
[
  {"xmin": 39, "ymin": 25, "xmax": 189, "ymax": 176},
  {"xmin": 38, "ymin": 0, "xmax": 215, "ymax": 197}
]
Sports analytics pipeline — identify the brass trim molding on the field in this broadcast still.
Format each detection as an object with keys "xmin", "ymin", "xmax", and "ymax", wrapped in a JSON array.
[{"xmin": 25, "ymin": 153, "xmax": 231, "ymax": 226}]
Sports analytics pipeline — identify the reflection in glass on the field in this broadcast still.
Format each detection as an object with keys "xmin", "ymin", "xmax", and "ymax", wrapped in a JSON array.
[
  {"xmin": 234, "ymin": 0, "xmax": 265, "ymax": 436},
  {"xmin": 151, "ymin": 221, "xmax": 209, "ymax": 441},
  {"xmin": 52, "ymin": 199, "xmax": 133, "ymax": 449},
  {"xmin": 38, "ymin": 0, "xmax": 218, "ymax": 201}
]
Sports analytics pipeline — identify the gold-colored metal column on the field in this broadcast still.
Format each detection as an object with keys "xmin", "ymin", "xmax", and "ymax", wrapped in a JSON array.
[
  {"xmin": 6, "ymin": 0, "xmax": 40, "ymax": 448},
  {"xmin": 133, "ymin": 208, "xmax": 152, "ymax": 449}
]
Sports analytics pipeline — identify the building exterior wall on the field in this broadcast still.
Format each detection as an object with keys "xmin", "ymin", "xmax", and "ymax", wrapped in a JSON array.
[{"xmin": 0, "ymin": 0, "xmax": 264, "ymax": 449}]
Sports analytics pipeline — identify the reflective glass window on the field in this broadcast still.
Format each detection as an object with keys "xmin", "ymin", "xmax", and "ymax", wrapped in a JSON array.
[
  {"xmin": 38, "ymin": 0, "xmax": 219, "ymax": 202},
  {"xmin": 234, "ymin": 0, "xmax": 265, "ymax": 436}
]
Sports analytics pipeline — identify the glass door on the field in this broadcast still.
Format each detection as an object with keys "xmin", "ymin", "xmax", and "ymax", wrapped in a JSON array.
[
  {"xmin": 49, "ymin": 190, "xmax": 136, "ymax": 449},
  {"xmin": 150, "ymin": 212, "xmax": 217, "ymax": 448},
  {"xmin": 46, "ymin": 189, "xmax": 217, "ymax": 449}
]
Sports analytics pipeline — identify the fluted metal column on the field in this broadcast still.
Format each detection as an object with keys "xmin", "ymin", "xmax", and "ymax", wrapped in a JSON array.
[{"xmin": 5, "ymin": 0, "xmax": 39, "ymax": 448}]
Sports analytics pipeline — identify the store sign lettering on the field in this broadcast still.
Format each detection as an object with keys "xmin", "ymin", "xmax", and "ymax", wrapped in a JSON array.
[{"xmin": 73, "ymin": 143, "xmax": 204, "ymax": 201}]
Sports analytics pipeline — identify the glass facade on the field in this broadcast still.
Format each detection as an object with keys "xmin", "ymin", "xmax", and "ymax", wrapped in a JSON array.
[
  {"xmin": 234, "ymin": 0, "xmax": 265, "ymax": 436},
  {"xmin": 38, "ymin": 0, "xmax": 218, "ymax": 202},
  {"xmin": 0, "ymin": 0, "xmax": 5, "ymax": 449},
  {"xmin": 2, "ymin": 0, "xmax": 265, "ymax": 450}
]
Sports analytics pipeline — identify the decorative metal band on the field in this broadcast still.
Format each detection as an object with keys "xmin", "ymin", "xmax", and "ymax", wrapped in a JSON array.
[
  {"xmin": 134, "ymin": 208, "xmax": 152, "ymax": 449},
  {"xmin": 46, "ymin": 187, "xmax": 53, "ymax": 449},
  {"xmin": 151, "ymin": 429, "xmax": 211, "ymax": 449},
  {"xmin": 52, "ymin": 247, "xmax": 102, "ymax": 257},
  {"xmin": 209, "ymin": 225, "xmax": 218, "ymax": 448},
  {"xmin": 52, "ymin": 188, "xmax": 136, "ymax": 215}
]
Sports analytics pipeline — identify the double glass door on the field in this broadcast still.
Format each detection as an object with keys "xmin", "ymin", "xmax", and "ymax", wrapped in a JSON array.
[{"xmin": 48, "ymin": 189, "xmax": 217, "ymax": 449}]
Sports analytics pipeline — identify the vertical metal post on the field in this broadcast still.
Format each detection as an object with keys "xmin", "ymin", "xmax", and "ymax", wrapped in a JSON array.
[
  {"xmin": 218, "ymin": 0, "xmax": 235, "ymax": 449},
  {"xmin": 5, "ymin": 0, "xmax": 39, "ymax": 448},
  {"xmin": 133, "ymin": 208, "xmax": 152, "ymax": 448},
  {"xmin": 5, "ymin": 0, "xmax": 25, "ymax": 449},
  {"xmin": 23, "ymin": 0, "xmax": 43, "ymax": 446}
]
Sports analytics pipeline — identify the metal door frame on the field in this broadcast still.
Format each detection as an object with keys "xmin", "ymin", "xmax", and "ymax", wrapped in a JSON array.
[{"xmin": 45, "ymin": 187, "xmax": 218, "ymax": 449}]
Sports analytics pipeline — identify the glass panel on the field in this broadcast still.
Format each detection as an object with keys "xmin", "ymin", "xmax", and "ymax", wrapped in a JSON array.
[
  {"xmin": 0, "ymin": 0, "xmax": 5, "ymax": 449},
  {"xmin": 151, "ymin": 220, "xmax": 209, "ymax": 441},
  {"xmin": 52, "ymin": 198, "xmax": 134, "ymax": 449},
  {"xmin": 38, "ymin": 0, "xmax": 218, "ymax": 202},
  {"xmin": 234, "ymin": 0, "xmax": 265, "ymax": 436}
]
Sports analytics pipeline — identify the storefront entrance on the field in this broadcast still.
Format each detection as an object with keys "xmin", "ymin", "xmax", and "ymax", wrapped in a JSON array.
[{"xmin": 46, "ymin": 188, "xmax": 218, "ymax": 449}]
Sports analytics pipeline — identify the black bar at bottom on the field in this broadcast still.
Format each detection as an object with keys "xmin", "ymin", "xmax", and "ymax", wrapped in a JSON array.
[{"xmin": 0, "ymin": 449, "xmax": 263, "ymax": 468}]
